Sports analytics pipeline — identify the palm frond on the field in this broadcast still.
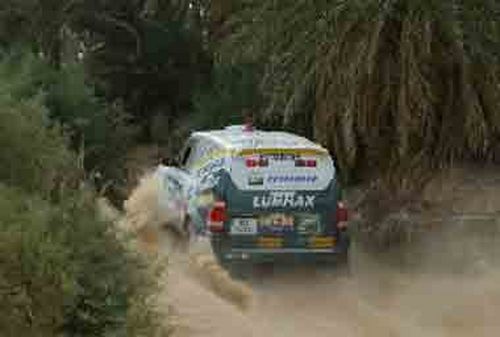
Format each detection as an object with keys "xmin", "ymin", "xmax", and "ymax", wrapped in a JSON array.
[{"xmin": 222, "ymin": 0, "xmax": 500, "ymax": 181}]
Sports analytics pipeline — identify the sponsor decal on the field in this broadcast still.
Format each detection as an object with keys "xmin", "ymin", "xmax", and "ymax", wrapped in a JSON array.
[
  {"xmin": 253, "ymin": 192, "xmax": 316, "ymax": 209},
  {"xmin": 296, "ymin": 214, "xmax": 320, "ymax": 233},
  {"xmin": 192, "ymin": 149, "xmax": 234, "ymax": 170},
  {"xmin": 196, "ymin": 190, "xmax": 215, "ymax": 207},
  {"xmin": 248, "ymin": 175, "xmax": 264, "ymax": 186},
  {"xmin": 260, "ymin": 214, "xmax": 294, "ymax": 233},
  {"xmin": 238, "ymin": 148, "xmax": 326, "ymax": 157},
  {"xmin": 197, "ymin": 158, "xmax": 225, "ymax": 189},
  {"xmin": 197, "ymin": 158, "xmax": 224, "ymax": 178},
  {"xmin": 234, "ymin": 139, "xmax": 264, "ymax": 147},
  {"xmin": 199, "ymin": 174, "xmax": 221, "ymax": 190},
  {"xmin": 261, "ymin": 153, "xmax": 298, "ymax": 161},
  {"xmin": 267, "ymin": 175, "xmax": 318, "ymax": 184}
]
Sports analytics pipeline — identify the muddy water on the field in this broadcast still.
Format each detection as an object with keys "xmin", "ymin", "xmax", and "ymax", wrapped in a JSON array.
[{"xmin": 125, "ymin": 168, "xmax": 500, "ymax": 337}]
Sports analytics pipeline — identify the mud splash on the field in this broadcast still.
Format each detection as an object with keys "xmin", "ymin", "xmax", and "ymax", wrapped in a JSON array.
[
  {"xmin": 122, "ymin": 167, "xmax": 500, "ymax": 337},
  {"xmin": 120, "ymin": 172, "xmax": 253, "ymax": 313}
]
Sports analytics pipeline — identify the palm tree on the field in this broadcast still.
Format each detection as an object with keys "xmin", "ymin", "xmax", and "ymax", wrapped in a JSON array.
[{"xmin": 221, "ymin": 0, "xmax": 500, "ymax": 181}]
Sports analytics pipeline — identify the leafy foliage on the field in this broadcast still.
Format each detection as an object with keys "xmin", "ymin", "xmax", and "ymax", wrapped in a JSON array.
[
  {"xmin": 223, "ymin": 0, "xmax": 500, "ymax": 181},
  {"xmin": 0, "ymin": 0, "xmax": 211, "ymax": 140},
  {"xmin": 190, "ymin": 63, "xmax": 262, "ymax": 130},
  {"xmin": 0, "ymin": 92, "xmax": 74, "ymax": 195},
  {"xmin": 0, "ymin": 186, "xmax": 167, "ymax": 337},
  {"xmin": 0, "ymin": 186, "xmax": 67, "ymax": 337},
  {"xmin": 0, "ymin": 50, "xmax": 168, "ymax": 337},
  {"xmin": 73, "ymin": 0, "xmax": 212, "ymax": 138},
  {"xmin": 0, "ymin": 51, "xmax": 138, "ymax": 199}
]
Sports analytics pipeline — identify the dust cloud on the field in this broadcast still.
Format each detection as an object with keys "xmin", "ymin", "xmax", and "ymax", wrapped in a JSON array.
[
  {"xmin": 121, "ymin": 167, "xmax": 500, "ymax": 337},
  {"xmin": 119, "ymin": 172, "xmax": 253, "ymax": 311}
]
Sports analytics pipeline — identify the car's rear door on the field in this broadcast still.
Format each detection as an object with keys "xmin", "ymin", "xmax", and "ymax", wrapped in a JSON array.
[{"xmin": 225, "ymin": 148, "xmax": 338, "ymax": 250}]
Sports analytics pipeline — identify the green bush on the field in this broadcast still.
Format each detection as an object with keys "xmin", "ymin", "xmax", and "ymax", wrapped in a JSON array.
[
  {"xmin": 0, "ymin": 51, "xmax": 138, "ymax": 197},
  {"xmin": 43, "ymin": 63, "xmax": 138, "ymax": 181},
  {"xmin": 0, "ymin": 186, "xmax": 167, "ymax": 337},
  {"xmin": 0, "ymin": 95, "xmax": 74, "ymax": 195},
  {"xmin": 54, "ymin": 190, "xmax": 165, "ymax": 337},
  {"xmin": 0, "ymin": 186, "xmax": 67, "ymax": 337},
  {"xmin": 0, "ymin": 50, "xmax": 168, "ymax": 337}
]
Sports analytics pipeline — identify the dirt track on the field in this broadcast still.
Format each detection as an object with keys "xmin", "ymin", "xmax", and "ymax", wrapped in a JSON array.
[
  {"xmin": 164, "ymin": 240, "xmax": 500, "ymax": 337},
  {"xmin": 124, "ymin": 166, "xmax": 500, "ymax": 337}
]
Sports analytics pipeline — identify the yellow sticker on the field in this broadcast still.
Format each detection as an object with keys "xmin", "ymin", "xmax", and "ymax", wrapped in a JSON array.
[{"xmin": 308, "ymin": 236, "xmax": 336, "ymax": 248}]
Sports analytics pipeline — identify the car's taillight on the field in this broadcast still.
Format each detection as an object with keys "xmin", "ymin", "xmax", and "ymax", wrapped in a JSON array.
[
  {"xmin": 207, "ymin": 201, "xmax": 227, "ymax": 233},
  {"xmin": 245, "ymin": 157, "xmax": 268, "ymax": 168},
  {"xmin": 246, "ymin": 158, "xmax": 257, "ymax": 167},
  {"xmin": 335, "ymin": 201, "xmax": 348, "ymax": 231},
  {"xmin": 307, "ymin": 160, "xmax": 317, "ymax": 167},
  {"xmin": 295, "ymin": 159, "xmax": 317, "ymax": 167}
]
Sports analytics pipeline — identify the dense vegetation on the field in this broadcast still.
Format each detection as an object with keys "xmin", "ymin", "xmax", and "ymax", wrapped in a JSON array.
[
  {"xmin": 219, "ymin": 0, "xmax": 500, "ymax": 182},
  {"xmin": 0, "ymin": 53, "xmax": 168, "ymax": 336},
  {"xmin": 3, "ymin": 1, "xmax": 499, "ymax": 184},
  {"xmin": 2, "ymin": 0, "xmax": 500, "ymax": 333}
]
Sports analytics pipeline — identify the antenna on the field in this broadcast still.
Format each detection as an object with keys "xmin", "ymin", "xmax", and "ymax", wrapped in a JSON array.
[{"xmin": 243, "ymin": 114, "xmax": 254, "ymax": 132}]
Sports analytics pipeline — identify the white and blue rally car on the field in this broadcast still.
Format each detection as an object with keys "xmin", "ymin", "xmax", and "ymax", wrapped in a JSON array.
[{"xmin": 154, "ymin": 124, "xmax": 349, "ymax": 267}]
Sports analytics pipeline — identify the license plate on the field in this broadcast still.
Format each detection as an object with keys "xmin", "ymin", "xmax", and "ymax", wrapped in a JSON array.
[{"xmin": 231, "ymin": 218, "xmax": 258, "ymax": 235}]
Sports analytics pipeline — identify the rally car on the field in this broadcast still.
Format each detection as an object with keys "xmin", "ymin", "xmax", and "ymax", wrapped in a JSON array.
[{"xmin": 154, "ymin": 124, "xmax": 350, "ymax": 267}]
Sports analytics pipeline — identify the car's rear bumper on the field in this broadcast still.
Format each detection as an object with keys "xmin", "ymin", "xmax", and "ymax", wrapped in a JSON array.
[
  {"xmin": 222, "ymin": 248, "xmax": 346, "ymax": 263},
  {"xmin": 211, "ymin": 234, "xmax": 350, "ymax": 264}
]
